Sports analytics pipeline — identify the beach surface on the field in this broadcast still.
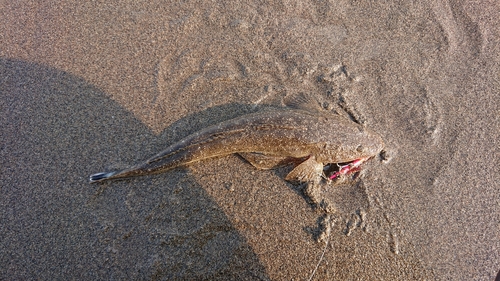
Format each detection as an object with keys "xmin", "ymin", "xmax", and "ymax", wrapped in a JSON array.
[{"xmin": 1, "ymin": 1, "xmax": 499, "ymax": 280}]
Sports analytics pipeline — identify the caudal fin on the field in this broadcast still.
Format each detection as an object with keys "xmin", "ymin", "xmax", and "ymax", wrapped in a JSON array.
[{"xmin": 89, "ymin": 171, "xmax": 118, "ymax": 183}]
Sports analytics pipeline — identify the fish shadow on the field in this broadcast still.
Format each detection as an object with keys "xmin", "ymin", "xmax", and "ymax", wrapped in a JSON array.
[{"xmin": 0, "ymin": 58, "xmax": 270, "ymax": 280}]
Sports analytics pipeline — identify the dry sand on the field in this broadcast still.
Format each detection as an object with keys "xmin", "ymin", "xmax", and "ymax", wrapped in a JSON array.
[{"xmin": 1, "ymin": 0, "xmax": 499, "ymax": 280}]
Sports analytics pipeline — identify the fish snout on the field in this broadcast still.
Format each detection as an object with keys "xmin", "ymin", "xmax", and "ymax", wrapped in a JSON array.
[{"xmin": 357, "ymin": 130, "xmax": 384, "ymax": 158}]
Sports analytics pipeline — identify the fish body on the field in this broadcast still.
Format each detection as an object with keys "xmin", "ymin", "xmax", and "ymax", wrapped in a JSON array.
[{"xmin": 90, "ymin": 102, "xmax": 384, "ymax": 183}]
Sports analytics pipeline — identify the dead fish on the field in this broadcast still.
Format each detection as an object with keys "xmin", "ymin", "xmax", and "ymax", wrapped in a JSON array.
[{"xmin": 90, "ymin": 95, "xmax": 384, "ymax": 183}]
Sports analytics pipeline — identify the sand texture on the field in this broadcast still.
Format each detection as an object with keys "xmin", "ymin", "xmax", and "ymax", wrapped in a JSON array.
[{"xmin": 1, "ymin": 1, "xmax": 499, "ymax": 280}]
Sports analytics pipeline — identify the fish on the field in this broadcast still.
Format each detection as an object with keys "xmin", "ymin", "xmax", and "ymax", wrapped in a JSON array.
[{"xmin": 89, "ymin": 95, "xmax": 384, "ymax": 183}]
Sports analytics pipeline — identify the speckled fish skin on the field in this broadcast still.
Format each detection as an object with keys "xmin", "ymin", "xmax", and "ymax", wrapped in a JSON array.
[{"xmin": 90, "ymin": 107, "xmax": 384, "ymax": 183}]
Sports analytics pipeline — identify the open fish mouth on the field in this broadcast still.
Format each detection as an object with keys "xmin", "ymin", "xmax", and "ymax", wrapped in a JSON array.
[{"xmin": 324, "ymin": 157, "xmax": 371, "ymax": 180}]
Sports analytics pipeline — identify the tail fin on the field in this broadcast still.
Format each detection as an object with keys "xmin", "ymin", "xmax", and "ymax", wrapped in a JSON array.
[{"xmin": 89, "ymin": 171, "xmax": 118, "ymax": 183}]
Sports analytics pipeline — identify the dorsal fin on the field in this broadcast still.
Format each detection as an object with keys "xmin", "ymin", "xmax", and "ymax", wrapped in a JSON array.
[{"xmin": 283, "ymin": 93, "xmax": 324, "ymax": 112}]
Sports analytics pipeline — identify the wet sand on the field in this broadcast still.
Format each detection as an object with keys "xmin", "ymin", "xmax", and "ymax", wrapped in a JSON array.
[{"xmin": 1, "ymin": 1, "xmax": 499, "ymax": 280}]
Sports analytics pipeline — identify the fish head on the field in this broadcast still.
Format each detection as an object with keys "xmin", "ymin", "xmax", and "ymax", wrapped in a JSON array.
[
  {"xmin": 346, "ymin": 126, "xmax": 385, "ymax": 160},
  {"xmin": 323, "ymin": 124, "xmax": 385, "ymax": 163}
]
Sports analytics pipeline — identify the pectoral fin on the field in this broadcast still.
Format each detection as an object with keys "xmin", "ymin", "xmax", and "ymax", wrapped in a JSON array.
[
  {"xmin": 285, "ymin": 157, "xmax": 323, "ymax": 183},
  {"xmin": 239, "ymin": 152, "xmax": 292, "ymax": 170}
]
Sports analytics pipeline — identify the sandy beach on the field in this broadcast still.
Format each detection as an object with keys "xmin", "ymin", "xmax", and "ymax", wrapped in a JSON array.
[{"xmin": 1, "ymin": 1, "xmax": 499, "ymax": 280}]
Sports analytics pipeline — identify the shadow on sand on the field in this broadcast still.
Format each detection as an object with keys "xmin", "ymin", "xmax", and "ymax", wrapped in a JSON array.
[{"xmin": 0, "ymin": 58, "xmax": 270, "ymax": 280}]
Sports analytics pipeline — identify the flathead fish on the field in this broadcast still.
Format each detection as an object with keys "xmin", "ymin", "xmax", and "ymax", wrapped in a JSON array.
[{"xmin": 90, "ymin": 96, "xmax": 384, "ymax": 183}]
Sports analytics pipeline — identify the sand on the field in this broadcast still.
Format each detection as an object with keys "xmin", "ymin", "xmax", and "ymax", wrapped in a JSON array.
[{"xmin": 1, "ymin": 0, "xmax": 499, "ymax": 280}]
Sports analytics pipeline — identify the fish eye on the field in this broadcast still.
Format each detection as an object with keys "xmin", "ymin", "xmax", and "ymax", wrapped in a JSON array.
[{"xmin": 356, "ymin": 145, "xmax": 364, "ymax": 153}]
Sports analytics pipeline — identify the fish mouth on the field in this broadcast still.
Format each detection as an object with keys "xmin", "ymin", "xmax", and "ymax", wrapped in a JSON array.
[{"xmin": 323, "ymin": 157, "xmax": 372, "ymax": 180}]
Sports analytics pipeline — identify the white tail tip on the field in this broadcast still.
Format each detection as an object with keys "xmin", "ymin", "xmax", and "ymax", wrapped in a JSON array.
[{"xmin": 89, "ymin": 171, "xmax": 117, "ymax": 183}]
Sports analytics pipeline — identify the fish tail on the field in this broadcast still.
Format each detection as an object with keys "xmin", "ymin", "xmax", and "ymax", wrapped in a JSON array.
[{"xmin": 89, "ymin": 171, "xmax": 119, "ymax": 183}]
